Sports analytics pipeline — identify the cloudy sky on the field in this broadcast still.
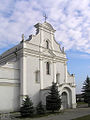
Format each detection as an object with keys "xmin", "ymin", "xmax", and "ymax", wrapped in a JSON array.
[{"xmin": 0, "ymin": 0, "xmax": 90, "ymax": 93}]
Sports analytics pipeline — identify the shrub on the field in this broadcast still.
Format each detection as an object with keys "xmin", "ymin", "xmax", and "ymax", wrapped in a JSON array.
[
  {"xmin": 46, "ymin": 82, "xmax": 61, "ymax": 113},
  {"xmin": 20, "ymin": 95, "xmax": 34, "ymax": 117},
  {"xmin": 36, "ymin": 101, "xmax": 45, "ymax": 115},
  {"xmin": 82, "ymin": 76, "xmax": 90, "ymax": 107}
]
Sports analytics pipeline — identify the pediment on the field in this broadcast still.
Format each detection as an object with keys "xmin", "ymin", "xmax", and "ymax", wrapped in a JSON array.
[{"xmin": 42, "ymin": 49, "xmax": 56, "ymax": 57}]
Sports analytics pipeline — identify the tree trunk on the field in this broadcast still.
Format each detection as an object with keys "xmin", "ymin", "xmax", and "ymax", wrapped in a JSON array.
[
  {"xmin": 52, "ymin": 110, "xmax": 54, "ymax": 113},
  {"xmin": 88, "ymin": 103, "xmax": 90, "ymax": 107}
]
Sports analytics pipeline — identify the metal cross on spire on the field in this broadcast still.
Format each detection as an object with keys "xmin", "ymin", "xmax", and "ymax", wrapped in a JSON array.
[{"xmin": 43, "ymin": 14, "xmax": 47, "ymax": 22}]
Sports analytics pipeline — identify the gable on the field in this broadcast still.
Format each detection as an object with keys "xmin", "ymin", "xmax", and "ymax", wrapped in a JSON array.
[
  {"xmin": 42, "ymin": 49, "xmax": 56, "ymax": 58},
  {"xmin": 53, "ymin": 39, "xmax": 61, "ymax": 52}
]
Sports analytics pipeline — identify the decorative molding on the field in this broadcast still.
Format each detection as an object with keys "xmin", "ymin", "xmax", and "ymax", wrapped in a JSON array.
[
  {"xmin": 0, "ymin": 48, "xmax": 23, "ymax": 65},
  {"xmin": 44, "ymin": 60, "xmax": 52, "ymax": 63},
  {"xmin": 39, "ymin": 58, "xmax": 43, "ymax": 61},
  {"xmin": 24, "ymin": 48, "xmax": 67, "ymax": 62},
  {"xmin": 0, "ymin": 66, "xmax": 20, "ymax": 70},
  {"xmin": 0, "ymin": 78, "xmax": 19, "ymax": 81},
  {"xmin": 44, "ymin": 39, "xmax": 51, "ymax": 43},
  {"xmin": 25, "ymin": 42, "xmax": 66, "ymax": 55},
  {"xmin": 0, "ymin": 82, "xmax": 20, "ymax": 87},
  {"xmin": 34, "ymin": 22, "xmax": 55, "ymax": 33},
  {"xmin": 59, "ymin": 83, "xmax": 76, "ymax": 88}
]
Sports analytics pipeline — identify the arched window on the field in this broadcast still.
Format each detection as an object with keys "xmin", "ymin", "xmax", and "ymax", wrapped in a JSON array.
[
  {"xmin": 46, "ymin": 40, "xmax": 49, "ymax": 49},
  {"xmin": 46, "ymin": 62, "xmax": 50, "ymax": 74}
]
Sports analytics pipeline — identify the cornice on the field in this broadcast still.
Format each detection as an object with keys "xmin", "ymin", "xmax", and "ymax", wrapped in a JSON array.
[
  {"xmin": 0, "ymin": 66, "xmax": 19, "ymax": 70},
  {"xmin": 0, "ymin": 42, "xmax": 67, "ymax": 64},
  {"xmin": 0, "ymin": 82, "xmax": 20, "ymax": 87},
  {"xmin": 25, "ymin": 42, "xmax": 66, "ymax": 55},
  {"xmin": 59, "ymin": 83, "xmax": 76, "ymax": 88},
  {"xmin": 0, "ymin": 48, "xmax": 23, "ymax": 64},
  {"xmin": 24, "ymin": 48, "xmax": 67, "ymax": 61},
  {"xmin": 24, "ymin": 53, "xmax": 66, "ymax": 63},
  {"xmin": 0, "ymin": 78, "xmax": 19, "ymax": 81},
  {"xmin": 34, "ymin": 22, "xmax": 55, "ymax": 33},
  {"xmin": 0, "ymin": 47, "xmax": 67, "ymax": 65}
]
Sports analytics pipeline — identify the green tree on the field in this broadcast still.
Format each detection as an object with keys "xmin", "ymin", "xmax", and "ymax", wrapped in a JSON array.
[
  {"xmin": 36, "ymin": 101, "xmax": 45, "ymax": 114},
  {"xmin": 46, "ymin": 82, "xmax": 61, "ymax": 113},
  {"xmin": 82, "ymin": 76, "xmax": 90, "ymax": 107},
  {"xmin": 20, "ymin": 95, "xmax": 34, "ymax": 117}
]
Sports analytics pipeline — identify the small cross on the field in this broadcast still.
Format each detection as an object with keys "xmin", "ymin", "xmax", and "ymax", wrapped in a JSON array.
[{"xmin": 43, "ymin": 14, "xmax": 47, "ymax": 22}]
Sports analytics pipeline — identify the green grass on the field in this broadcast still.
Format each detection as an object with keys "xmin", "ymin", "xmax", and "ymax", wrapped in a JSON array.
[
  {"xmin": 72, "ymin": 114, "xmax": 90, "ymax": 120},
  {"xmin": 77, "ymin": 102, "xmax": 87, "ymax": 105}
]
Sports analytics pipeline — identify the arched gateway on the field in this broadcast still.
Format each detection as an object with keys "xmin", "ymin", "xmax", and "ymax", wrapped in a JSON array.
[
  {"xmin": 61, "ymin": 87, "xmax": 72, "ymax": 109},
  {"xmin": 62, "ymin": 92, "xmax": 68, "ymax": 109}
]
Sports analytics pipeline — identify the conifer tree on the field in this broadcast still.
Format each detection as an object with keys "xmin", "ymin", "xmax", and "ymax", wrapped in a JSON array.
[
  {"xmin": 82, "ymin": 76, "xmax": 90, "ymax": 107},
  {"xmin": 46, "ymin": 82, "xmax": 61, "ymax": 113},
  {"xmin": 36, "ymin": 101, "xmax": 45, "ymax": 114},
  {"xmin": 20, "ymin": 95, "xmax": 34, "ymax": 117}
]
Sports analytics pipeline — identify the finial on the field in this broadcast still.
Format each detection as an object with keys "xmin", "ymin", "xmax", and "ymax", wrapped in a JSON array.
[
  {"xmin": 62, "ymin": 47, "xmax": 64, "ymax": 53},
  {"xmin": 43, "ymin": 13, "xmax": 47, "ymax": 22},
  {"xmin": 22, "ymin": 34, "xmax": 24, "ymax": 42}
]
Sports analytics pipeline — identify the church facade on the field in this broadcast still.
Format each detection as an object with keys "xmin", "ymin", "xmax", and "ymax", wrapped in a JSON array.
[{"xmin": 0, "ymin": 21, "xmax": 76, "ymax": 112}]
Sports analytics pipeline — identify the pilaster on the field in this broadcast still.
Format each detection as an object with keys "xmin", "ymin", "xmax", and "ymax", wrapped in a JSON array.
[
  {"xmin": 20, "ymin": 55, "xmax": 27, "ymax": 105},
  {"xmin": 53, "ymin": 61, "xmax": 56, "ymax": 83},
  {"xmin": 72, "ymin": 87, "xmax": 76, "ymax": 108},
  {"xmin": 51, "ymin": 31, "xmax": 54, "ymax": 50},
  {"xmin": 64, "ymin": 63, "xmax": 67, "ymax": 83},
  {"xmin": 40, "ymin": 28, "xmax": 43, "ymax": 52},
  {"xmin": 40, "ymin": 58, "xmax": 43, "ymax": 89}
]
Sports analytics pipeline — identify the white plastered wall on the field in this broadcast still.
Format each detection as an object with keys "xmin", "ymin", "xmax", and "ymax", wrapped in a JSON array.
[
  {"xmin": 26, "ymin": 55, "xmax": 40, "ymax": 106},
  {"xmin": 0, "ymin": 61, "xmax": 20, "ymax": 112}
]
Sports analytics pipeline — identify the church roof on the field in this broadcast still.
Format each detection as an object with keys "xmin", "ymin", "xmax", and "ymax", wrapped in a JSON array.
[
  {"xmin": 34, "ymin": 21, "xmax": 56, "ymax": 32},
  {"xmin": 43, "ymin": 22, "xmax": 55, "ymax": 30}
]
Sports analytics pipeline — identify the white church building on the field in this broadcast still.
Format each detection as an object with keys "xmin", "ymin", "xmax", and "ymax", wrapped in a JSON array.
[{"xmin": 0, "ymin": 21, "xmax": 76, "ymax": 112}]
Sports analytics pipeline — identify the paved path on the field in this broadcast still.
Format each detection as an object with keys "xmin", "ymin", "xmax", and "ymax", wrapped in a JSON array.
[
  {"xmin": 31, "ymin": 108, "xmax": 90, "ymax": 120},
  {"xmin": 1, "ymin": 108, "xmax": 90, "ymax": 120}
]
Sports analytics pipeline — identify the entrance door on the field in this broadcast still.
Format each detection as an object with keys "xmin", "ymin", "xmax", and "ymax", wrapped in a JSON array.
[{"xmin": 62, "ymin": 92, "xmax": 68, "ymax": 109}]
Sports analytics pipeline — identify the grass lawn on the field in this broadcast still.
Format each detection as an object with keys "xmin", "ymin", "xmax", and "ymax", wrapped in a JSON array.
[
  {"xmin": 77, "ymin": 102, "xmax": 87, "ymax": 105},
  {"xmin": 72, "ymin": 114, "xmax": 90, "ymax": 120}
]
